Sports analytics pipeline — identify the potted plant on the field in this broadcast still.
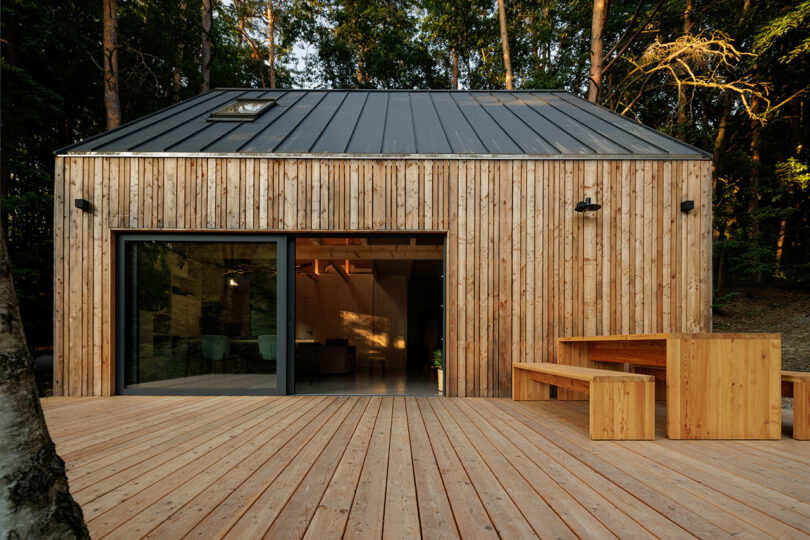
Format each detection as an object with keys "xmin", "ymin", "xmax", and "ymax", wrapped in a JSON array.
[{"xmin": 432, "ymin": 349, "xmax": 444, "ymax": 394}]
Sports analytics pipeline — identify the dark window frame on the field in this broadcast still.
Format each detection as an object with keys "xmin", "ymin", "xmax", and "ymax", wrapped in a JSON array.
[{"xmin": 116, "ymin": 233, "xmax": 289, "ymax": 395}]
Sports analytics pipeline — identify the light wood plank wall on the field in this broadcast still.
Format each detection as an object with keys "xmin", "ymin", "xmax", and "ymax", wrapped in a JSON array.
[{"xmin": 53, "ymin": 156, "xmax": 712, "ymax": 397}]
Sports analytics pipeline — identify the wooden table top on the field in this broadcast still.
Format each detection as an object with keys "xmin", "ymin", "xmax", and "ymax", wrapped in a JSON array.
[{"xmin": 558, "ymin": 332, "xmax": 781, "ymax": 343}]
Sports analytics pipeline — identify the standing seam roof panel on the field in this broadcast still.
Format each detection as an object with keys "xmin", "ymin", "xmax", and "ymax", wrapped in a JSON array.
[
  {"xmin": 275, "ymin": 91, "xmax": 348, "ymax": 152},
  {"xmin": 553, "ymin": 92, "xmax": 704, "ymax": 156},
  {"xmin": 542, "ymin": 93, "xmax": 668, "ymax": 154},
  {"xmin": 451, "ymin": 92, "xmax": 523, "ymax": 154},
  {"xmin": 381, "ymin": 92, "xmax": 417, "ymax": 154},
  {"xmin": 104, "ymin": 91, "xmax": 248, "ymax": 151},
  {"xmin": 68, "ymin": 90, "xmax": 230, "ymax": 152},
  {"xmin": 346, "ymin": 93, "xmax": 388, "ymax": 154},
  {"xmin": 194, "ymin": 90, "xmax": 293, "ymax": 152},
  {"xmin": 166, "ymin": 90, "xmax": 294, "ymax": 152},
  {"xmin": 310, "ymin": 92, "xmax": 368, "ymax": 153},
  {"xmin": 429, "ymin": 93, "xmax": 488, "ymax": 154},
  {"xmin": 410, "ymin": 93, "xmax": 452, "ymax": 154},
  {"xmin": 523, "ymin": 93, "xmax": 631, "ymax": 155},
  {"xmin": 240, "ymin": 91, "xmax": 328, "ymax": 152},
  {"xmin": 500, "ymin": 93, "xmax": 593, "ymax": 154},
  {"xmin": 130, "ymin": 91, "xmax": 255, "ymax": 151},
  {"xmin": 475, "ymin": 93, "xmax": 558, "ymax": 154},
  {"xmin": 56, "ymin": 89, "xmax": 710, "ymax": 159}
]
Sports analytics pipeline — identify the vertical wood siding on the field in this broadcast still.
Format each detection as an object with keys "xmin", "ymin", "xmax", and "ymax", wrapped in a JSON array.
[{"xmin": 53, "ymin": 156, "xmax": 712, "ymax": 397}]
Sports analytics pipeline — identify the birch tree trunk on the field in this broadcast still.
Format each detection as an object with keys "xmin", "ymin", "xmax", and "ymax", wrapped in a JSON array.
[
  {"xmin": 103, "ymin": 0, "xmax": 121, "ymax": 129},
  {"xmin": 200, "ymin": 0, "xmax": 212, "ymax": 93},
  {"xmin": 497, "ymin": 0, "xmax": 513, "ymax": 90},
  {"xmin": 588, "ymin": 0, "xmax": 607, "ymax": 102},
  {"xmin": 0, "ymin": 226, "xmax": 89, "ymax": 538}
]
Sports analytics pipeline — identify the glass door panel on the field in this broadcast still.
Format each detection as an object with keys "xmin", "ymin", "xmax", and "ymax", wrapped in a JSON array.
[{"xmin": 119, "ymin": 236, "xmax": 286, "ymax": 394}]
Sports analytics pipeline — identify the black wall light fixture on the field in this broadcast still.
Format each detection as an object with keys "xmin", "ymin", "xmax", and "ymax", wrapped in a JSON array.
[
  {"xmin": 681, "ymin": 200, "xmax": 695, "ymax": 213},
  {"xmin": 75, "ymin": 198, "xmax": 92, "ymax": 212},
  {"xmin": 575, "ymin": 197, "xmax": 601, "ymax": 213}
]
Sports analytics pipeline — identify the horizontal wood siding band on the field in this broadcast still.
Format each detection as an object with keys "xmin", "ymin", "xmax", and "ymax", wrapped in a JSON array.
[{"xmin": 53, "ymin": 157, "xmax": 711, "ymax": 397}]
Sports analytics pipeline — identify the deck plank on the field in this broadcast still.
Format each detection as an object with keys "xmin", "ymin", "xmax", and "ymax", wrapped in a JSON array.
[
  {"xmin": 382, "ymin": 397, "xmax": 421, "ymax": 539},
  {"xmin": 344, "ymin": 395, "xmax": 393, "ymax": 539},
  {"xmin": 263, "ymin": 397, "xmax": 371, "ymax": 539},
  {"xmin": 535, "ymin": 401, "xmax": 806, "ymax": 538},
  {"xmin": 494, "ymin": 399, "xmax": 742, "ymax": 538},
  {"xmin": 403, "ymin": 397, "xmax": 459, "ymax": 539},
  {"xmin": 143, "ymin": 396, "xmax": 332, "ymax": 538},
  {"xmin": 431, "ymin": 397, "xmax": 563, "ymax": 538},
  {"xmin": 451, "ymin": 398, "xmax": 653, "ymax": 539},
  {"xmin": 40, "ymin": 396, "xmax": 810, "ymax": 539},
  {"xmin": 225, "ymin": 397, "xmax": 366, "ymax": 539},
  {"xmin": 305, "ymin": 397, "xmax": 382, "ymax": 539},
  {"xmin": 417, "ymin": 397, "xmax": 497, "ymax": 538}
]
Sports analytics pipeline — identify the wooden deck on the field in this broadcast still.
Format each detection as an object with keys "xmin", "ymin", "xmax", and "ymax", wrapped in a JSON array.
[{"xmin": 42, "ymin": 396, "xmax": 810, "ymax": 539}]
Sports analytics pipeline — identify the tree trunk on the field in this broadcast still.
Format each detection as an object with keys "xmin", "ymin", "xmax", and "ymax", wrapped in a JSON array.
[
  {"xmin": 103, "ymin": 0, "xmax": 121, "ymax": 130},
  {"xmin": 497, "ymin": 0, "xmax": 513, "ymax": 90},
  {"xmin": 451, "ymin": 47, "xmax": 459, "ymax": 90},
  {"xmin": 173, "ymin": 3, "xmax": 187, "ymax": 103},
  {"xmin": 0, "ymin": 225, "xmax": 89, "ymax": 538},
  {"xmin": 200, "ymin": 0, "xmax": 212, "ymax": 93},
  {"xmin": 711, "ymin": 94, "xmax": 730, "ymax": 181},
  {"xmin": 747, "ymin": 99, "xmax": 763, "ymax": 282},
  {"xmin": 676, "ymin": 0, "xmax": 695, "ymax": 128},
  {"xmin": 588, "ymin": 0, "xmax": 607, "ymax": 102},
  {"xmin": 268, "ymin": 4, "xmax": 276, "ymax": 89}
]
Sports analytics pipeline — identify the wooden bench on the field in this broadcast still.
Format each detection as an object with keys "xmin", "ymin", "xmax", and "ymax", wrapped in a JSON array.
[
  {"xmin": 512, "ymin": 363, "xmax": 655, "ymax": 440},
  {"xmin": 782, "ymin": 371, "xmax": 810, "ymax": 440}
]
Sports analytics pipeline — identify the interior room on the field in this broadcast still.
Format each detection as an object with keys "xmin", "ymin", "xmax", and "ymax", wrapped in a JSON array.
[{"xmin": 294, "ymin": 236, "xmax": 444, "ymax": 395}]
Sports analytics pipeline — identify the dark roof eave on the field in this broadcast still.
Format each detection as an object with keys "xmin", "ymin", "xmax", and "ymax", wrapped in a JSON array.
[{"xmin": 57, "ymin": 150, "xmax": 712, "ymax": 161}]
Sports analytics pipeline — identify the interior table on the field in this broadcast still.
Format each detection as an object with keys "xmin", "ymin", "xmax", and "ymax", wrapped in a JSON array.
[{"xmin": 557, "ymin": 333, "xmax": 782, "ymax": 439}]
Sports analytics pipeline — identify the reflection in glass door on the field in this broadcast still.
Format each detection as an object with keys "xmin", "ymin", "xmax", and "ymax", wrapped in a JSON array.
[{"xmin": 118, "ymin": 235, "xmax": 287, "ymax": 394}]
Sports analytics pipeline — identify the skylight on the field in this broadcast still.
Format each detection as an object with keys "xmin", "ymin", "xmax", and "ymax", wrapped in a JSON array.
[{"xmin": 208, "ymin": 98, "xmax": 276, "ymax": 121}]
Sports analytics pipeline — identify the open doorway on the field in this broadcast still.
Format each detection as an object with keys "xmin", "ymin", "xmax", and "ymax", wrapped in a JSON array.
[{"xmin": 293, "ymin": 236, "xmax": 444, "ymax": 395}]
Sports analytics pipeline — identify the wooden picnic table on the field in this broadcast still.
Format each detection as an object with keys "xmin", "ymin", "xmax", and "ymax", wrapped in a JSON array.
[{"xmin": 557, "ymin": 333, "xmax": 782, "ymax": 440}]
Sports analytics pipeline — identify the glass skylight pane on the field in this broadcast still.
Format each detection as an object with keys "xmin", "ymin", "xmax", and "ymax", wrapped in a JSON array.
[{"xmin": 209, "ymin": 98, "xmax": 275, "ymax": 121}]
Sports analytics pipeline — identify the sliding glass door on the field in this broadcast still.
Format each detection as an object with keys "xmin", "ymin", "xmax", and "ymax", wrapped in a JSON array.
[{"xmin": 118, "ymin": 235, "xmax": 287, "ymax": 394}]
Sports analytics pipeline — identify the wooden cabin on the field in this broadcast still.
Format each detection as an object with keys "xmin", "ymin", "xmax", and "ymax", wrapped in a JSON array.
[{"xmin": 53, "ymin": 89, "xmax": 712, "ymax": 397}]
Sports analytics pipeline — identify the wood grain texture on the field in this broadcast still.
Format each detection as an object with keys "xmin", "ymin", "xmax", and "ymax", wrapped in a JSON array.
[
  {"xmin": 513, "ymin": 363, "xmax": 655, "ymax": 440},
  {"xmin": 53, "ymin": 157, "xmax": 712, "ymax": 396},
  {"xmin": 557, "ymin": 333, "xmax": 781, "ymax": 439},
  {"xmin": 43, "ymin": 396, "xmax": 810, "ymax": 538}
]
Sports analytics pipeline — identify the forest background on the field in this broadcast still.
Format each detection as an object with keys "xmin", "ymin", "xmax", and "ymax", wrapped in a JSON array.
[{"xmin": 1, "ymin": 0, "xmax": 808, "ymax": 350}]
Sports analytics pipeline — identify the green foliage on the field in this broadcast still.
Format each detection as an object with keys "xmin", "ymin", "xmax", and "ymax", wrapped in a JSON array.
[
  {"xmin": 302, "ymin": 0, "xmax": 445, "ymax": 88},
  {"xmin": 753, "ymin": 0, "xmax": 810, "ymax": 63},
  {"xmin": 711, "ymin": 290, "xmax": 741, "ymax": 314},
  {"xmin": 432, "ymin": 348, "xmax": 443, "ymax": 369},
  {"xmin": 1, "ymin": 0, "xmax": 809, "ymax": 354}
]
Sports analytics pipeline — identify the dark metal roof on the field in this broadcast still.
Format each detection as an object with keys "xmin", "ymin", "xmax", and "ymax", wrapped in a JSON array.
[{"xmin": 58, "ymin": 89, "xmax": 710, "ymax": 159}]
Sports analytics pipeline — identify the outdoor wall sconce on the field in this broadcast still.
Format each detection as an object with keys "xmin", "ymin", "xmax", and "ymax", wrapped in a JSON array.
[
  {"xmin": 575, "ymin": 197, "xmax": 601, "ymax": 213},
  {"xmin": 681, "ymin": 200, "xmax": 695, "ymax": 213},
  {"xmin": 74, "ymin": 199, "xmax": 92, "ymax": 212}
]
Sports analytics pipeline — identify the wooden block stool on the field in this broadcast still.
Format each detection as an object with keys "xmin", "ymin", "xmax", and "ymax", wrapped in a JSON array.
[{"xmin": 782, "ymin": 371, "xmax": 810, "ymax": 440}]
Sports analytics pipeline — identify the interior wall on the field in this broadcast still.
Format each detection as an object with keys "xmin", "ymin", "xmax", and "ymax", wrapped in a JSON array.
[{"xmin": 295, "ymin": 271, "xmax": 407, "ymax": 368}]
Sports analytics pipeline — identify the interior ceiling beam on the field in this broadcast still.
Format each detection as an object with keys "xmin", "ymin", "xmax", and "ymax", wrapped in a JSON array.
[
  {"xmin": 328, "ymin": 260, "xmax": 350, "ymax": 282},
  {"xmin": 295, "ymin": 244, "xmax": 443, "ymax": 261}
]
